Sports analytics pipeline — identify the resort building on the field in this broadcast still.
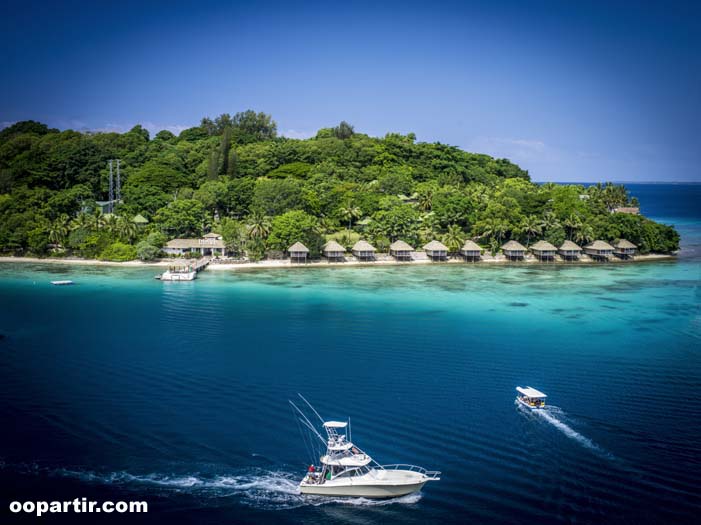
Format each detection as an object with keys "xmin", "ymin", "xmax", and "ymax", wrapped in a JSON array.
[
  {"xmin": 424, "ymin": 240, "xmax": 448, "ymax": 261},
  {"xmin": 131, "ymin": 214, "xmax": 149, "ymax": 226},
  {"xmin": 501, "ymin": 240, "xmax": 527, "ymax": 260},
  {"xmin": 613, "ymin": 239, "xmax": 637, "ymax": 259},
  {"xmin": 584, "ymin": 240, "xmax": 614, "ymax": 260},
  {"xmin": 163, "ymin": 232, "xmax": 227, "ymax": 257},
  {"xmin": 352, "ymin": 240, "xmax": 376, "ymax": 261},
  {"xmin": 613, "ymin": 207, "xmax": 640, "ymax": 215},
  {"xmin": 530, "ymin": 240, "xmax": 558, "ymax": 261},
  {"xmin": 288, "ymin": 242, "xmax": 309, "ymax": 263},
  {"xmin": 559, "ymin": 240, "xmax": 582, "ymax": 260},
  {"xmin": 322, "ymin": 240, "xmax": 346, "ymax": 261},
  {"xmin": 460, "ymin": 240, "xmax": 482, "ymax": 261},
  {"xmin": 389, "ymin": 240, "xmax": 414, "ymax": 261}
]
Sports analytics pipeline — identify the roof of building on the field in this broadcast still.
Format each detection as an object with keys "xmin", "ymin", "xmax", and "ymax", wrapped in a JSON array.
[
  {"xmin": 516, "ymin": 386, "xmax": 547, "ymax": 398},
  {"xmin": 390, "ymin": 240, "xmax": 414, "ymax": 251},
  {"xmin": 614, "ymin": 207, "xmax": 640, "ymax": 214},
  {"xmin": 288, "ymin": 242, "xmax": 309, "ymax": 253},
  {"xmin": 423, "ymin": 240, "xmax": 448, "ymax": 251},
  {"xmin": 531, "ymin": 240, "xmax": 557, "ymax": 252},
  {"xmin": 461, "ymin": 240, "xmax": 482, "ymax": 252},
  {"xmin": 559, "ymin": 240, "xmax": 582, "ymax": 251},
  {"xmin": 131, "ymin": 214, "xmax": 149, "ymax": 224},
  {"xmin": 586, "ymin": 240, "xmax": 615, "ymax": 251},
  {"xmin": 614, "ymin": 238, "xmax": 637, "ymax": 249},
  {"xmin": 323, "ymin": 421, "xmax": 348, "ymax": 428},
  {"xmin": 323, "ymin": 240, "xmax": 346, "ymax": 253},
  {"xmin": 165, "ymin": 238, "xmax": 225, "ymax": 249},
  {"xmin": 502, "ymin": 240, "xmax": 526, "ymax": 251},
  {"xmin": 203, "ymin": 232, "xmax": 222, "ymax": 239},
  {"xmin": 352, "ymin": 240, "xmax": 376, "ymax": 252}
]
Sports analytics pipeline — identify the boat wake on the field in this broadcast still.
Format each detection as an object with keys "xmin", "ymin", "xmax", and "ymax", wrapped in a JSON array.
[
  {"xmin": 535, "ymin": 407, "xmax": 614, "ymax": 459},
  {"xmin": 43, "ymin": 466, "xmax": 421, "ymax": 510}
]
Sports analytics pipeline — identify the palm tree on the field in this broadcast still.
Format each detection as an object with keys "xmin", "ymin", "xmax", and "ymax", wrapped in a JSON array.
[
  {"xmin": 90, "ymin": 210, "xmax": 106, "ymax": 231},
  {"xmin": 476, "ymin": 218, "xmax": 508, "ymax": 244},
  {"xmin": 574, "ymin": 224, "xmax": 594, "ymax": 245},
  {"xmin": 417, "ymin": 186, "xmax": 435, "ymax": 212},
  {"xmin": 541, "ymin": 211, "xmax": 559, "ymax": 232},
  {"xmin": 247, "ymin": 212, "xmax": 271, "ymax": 240},
  {"xmin": 442, "ymin": 224, "xmax": 465, "ymax": 254},
  {"xmin": 339, "ymin": 204, "xmax": 361, "ymax": 232},
  {"xmin": 103, "ymin": 214, "xmax": 119, "ymax": 236},
  {"xmin": 563, "ymin": 213, "xmax": 583, "ymax": 240},
  {"xmin": 520, "ymin": 215, "xmax": 542, "ymax": 247},
  {"xmin": 48, "ymin": 215, "xmax": 70, "ymax": 246},
  {"xmin": 117, "ymin": 216, "xmax": 138, "ymax": 243},
  {"xmin": 419, "ymin": 212, "xmax": 439, "ymax": 242},
  {"xmin": 71, "ymin": 212, "xmax": 93, "ymax": 231}
]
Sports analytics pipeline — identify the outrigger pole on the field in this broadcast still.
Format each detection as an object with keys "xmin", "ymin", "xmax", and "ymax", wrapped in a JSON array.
[{"xmin": 289, "ymin": 399, "xmax": 325, "ymax": 445}]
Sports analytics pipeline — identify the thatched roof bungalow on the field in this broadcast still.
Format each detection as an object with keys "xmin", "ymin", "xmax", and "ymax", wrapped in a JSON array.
[
  {"xmin": 352, "ymin": 240, "xmax": 376, "ymax": 261},
  {"xmin": 559, "ymin": 240, "xmax": 582, "ymax": 260},
  {"xmin": 132, "ymin": 214, "xmax": 149, "ymax": 225},
  {"xmin": 584, "ymin": 240, "xmax": 614, "ymax": 260},
  {"xmin": 613, "ymin": 239, "xmax": 637, "ymax": 259},
  {"xmin": 389, "ymin": 240, "xmax": 414, "ymax": 261},
  {"xmin": 460, "ymin": 240, "xmax": 482, "ymax": 260},
  {"xmin": 322, "ymin": 240, "xmax": 346, "ymax": 261},
  {"xmin": 502, "ymin": 240, "xmax": 527, "ymax": 260},
  {"xmin": 288, "ymin": 242, "xmax": 309, "ymax": 262},
  {"xmin": 530, "ymin": 240, "xmax": 557, "ymax": 260},
  {"xmin": 424, "ymin": 240, "xmax": 448, "ymax": 261}
]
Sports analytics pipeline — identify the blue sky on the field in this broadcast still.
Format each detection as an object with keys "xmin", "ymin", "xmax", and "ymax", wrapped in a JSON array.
[{"xmin": 1, "ymin": 0, "xmax": 699, "ymax": 181}]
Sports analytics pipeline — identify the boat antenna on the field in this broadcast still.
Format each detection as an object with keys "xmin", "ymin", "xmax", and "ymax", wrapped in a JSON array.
[
  {"xmin": 297, "ymin": 393, "xmax": 325, "ymax": 424},
  {"xmin": 289, "ymin": 400, "xmax": 325, "ymax": 445},
  {"xmin": 348, "ymin": 416, "xmax": 352, "ymax": 443}
]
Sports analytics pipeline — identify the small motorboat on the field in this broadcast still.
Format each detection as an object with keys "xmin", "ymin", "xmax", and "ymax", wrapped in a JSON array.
[
  {"xmin": 50, "ymin": 280, "xmax": 74, "ymax": 286},
  {"xmin": 516, "ymin": 386, "xmax": 547, "ymax": 409},
  {"xmin": 290, "ymin": 395, "xmax": 440, "ymax": 499},
  {"xmin": 159, "ymin": 265, "xmax": 196, "ymax": 281}
]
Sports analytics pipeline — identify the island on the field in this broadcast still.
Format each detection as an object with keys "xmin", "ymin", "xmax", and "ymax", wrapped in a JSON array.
[{"xmin": 0, "ymin": 113, "xmax": 680, "ymax": 266}]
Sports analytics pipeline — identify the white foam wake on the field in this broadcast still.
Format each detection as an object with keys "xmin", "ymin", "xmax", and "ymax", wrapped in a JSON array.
[
  {"xmin": 535, "ymin": 408, "xmax": 613, "ymax": 459},
  {"xmin": 52, "ymin": 467, "xmax": 422, "ymax": 509}
]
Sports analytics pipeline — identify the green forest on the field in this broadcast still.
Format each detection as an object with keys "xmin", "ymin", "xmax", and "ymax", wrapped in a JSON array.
[{"xmin": 0, "ymin": 112, "xmax": 679, "ymax": 261}]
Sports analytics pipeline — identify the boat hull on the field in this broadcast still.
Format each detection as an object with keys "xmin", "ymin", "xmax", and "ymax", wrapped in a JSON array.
[{"xmin": 300, "ymin": 480, "xmax": 427, "ymax": 498}]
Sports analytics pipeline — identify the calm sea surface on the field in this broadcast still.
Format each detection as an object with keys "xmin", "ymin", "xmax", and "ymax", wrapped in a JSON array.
[{"xmin": 1, "ymin": 184, "xmax": 699, "ymax": 524}]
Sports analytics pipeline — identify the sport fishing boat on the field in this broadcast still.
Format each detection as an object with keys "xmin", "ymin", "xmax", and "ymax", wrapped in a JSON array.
[
  {"xmin": 159, "ymin": 265, "xmax": 196, "ymax": 281},
  {"xmin": 516, "ymin": 386, "xmax": 547, "ymax": 409},
  {"xmin": 290, "ymin": 395, "xmax": 440, "ymax": 498}
]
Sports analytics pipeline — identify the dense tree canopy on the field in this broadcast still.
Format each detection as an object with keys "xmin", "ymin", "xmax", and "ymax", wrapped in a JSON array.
[{"xmin": 0, "ymin": 113, "xmax": 679, "ymax": 260}]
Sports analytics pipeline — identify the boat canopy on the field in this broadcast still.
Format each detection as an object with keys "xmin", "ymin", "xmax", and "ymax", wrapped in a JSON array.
[
  {"xmin": 321, "ymin": 454, "xmax": 372, "ymax": 467},
  {"xmin": 516, "ymin": 386, "xmax": 547, "ymax": 398},
  {"xmin": 323, "ymin": 421, "xmax": 348, "ymax": 428}
]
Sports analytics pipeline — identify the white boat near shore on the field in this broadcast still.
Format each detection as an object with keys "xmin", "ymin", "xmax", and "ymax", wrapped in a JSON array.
[
  {"xmin": 50, "ymin": 280, "xmax": 74, "ymax": 285},
  {"xmin": 290, "ymin": 395, "xmax": 440, "ymax": 499},
  {"xmin": 159, "ymin": 266, "xmax": 196, "ymax": 281}
]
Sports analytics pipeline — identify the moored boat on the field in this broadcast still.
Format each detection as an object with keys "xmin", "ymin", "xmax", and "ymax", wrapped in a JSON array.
[
  {"xmin": 50, "ymin": 280, "xmax": 74, "ymax": 286},
  {"xmin": 290, "ymin": 395, "xmax": 440, "ymax": 499},
  {"xmin": 516, "ymin": 386, "xmax": 547, "ymax": 409},
  {"xmin": 159, "ymin": 265, "xmax": 196, "ymax": 281}
]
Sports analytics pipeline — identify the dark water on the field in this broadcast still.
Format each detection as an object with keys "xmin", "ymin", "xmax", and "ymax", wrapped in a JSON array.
[{"xmin": 0, "ymin": 184, "xmax": 700, "ymax": 524}]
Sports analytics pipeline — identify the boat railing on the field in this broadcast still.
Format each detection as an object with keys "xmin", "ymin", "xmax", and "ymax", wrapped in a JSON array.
[{"xmin": 380, "ymin": 464, "xmax": 441, "ymax": 479}]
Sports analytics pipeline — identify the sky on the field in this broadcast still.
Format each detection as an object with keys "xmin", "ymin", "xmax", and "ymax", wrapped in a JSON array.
[{"xmin": 1, "ymin": 0, "xmax": 699, "ymax": 182}]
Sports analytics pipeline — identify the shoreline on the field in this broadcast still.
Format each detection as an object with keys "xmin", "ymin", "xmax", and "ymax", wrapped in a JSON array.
[{"xmin": 0, "ymin": 253, "xmax": 677, "ymax": 272}]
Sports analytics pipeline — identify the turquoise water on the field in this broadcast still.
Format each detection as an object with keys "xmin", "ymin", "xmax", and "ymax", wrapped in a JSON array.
[{"xmin": 0, "ymin": 184, "xmax": 699, "ymax": 524}]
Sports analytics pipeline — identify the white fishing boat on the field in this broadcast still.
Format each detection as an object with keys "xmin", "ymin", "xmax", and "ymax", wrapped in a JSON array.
[
  {"xmin": 50, "ymin": 280, "xmax": 74, "ymax": 286},
  {"xmin": 516, "ymin": 386, "xmax": 547, "ymax": 409},
  {"xmin": 290, "ymin": 395, "xmax": 440, "ymax": 499},
  {"xmin": 159, "ymin": 265, "xmax": 196, "ymax": 281}
]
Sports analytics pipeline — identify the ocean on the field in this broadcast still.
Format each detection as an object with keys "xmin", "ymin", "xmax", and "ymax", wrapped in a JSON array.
[{"xmin": 0, "ymin": 183, "xmax": 699, "ymax": 524}]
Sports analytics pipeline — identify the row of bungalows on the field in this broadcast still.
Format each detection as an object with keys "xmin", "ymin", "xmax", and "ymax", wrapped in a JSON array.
[{"xmin": 285, "ymin": 238, "xmax": 637, "ymax": 263}]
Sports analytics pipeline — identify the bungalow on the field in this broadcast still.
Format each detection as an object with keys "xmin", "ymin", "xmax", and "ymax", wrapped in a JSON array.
[
  {"xmin": 530, "ymin": 240, "xmax": 557, "ymax": 261},
  {"xmin": 613, "ymin": 239, "xmax": 637, "ymax": 259},
  {"xmin": 163, "ymin": 232, "xmax": 227, "ymax": 257},
  {"xmin": 502, "ymin": 240, "xmax": 526, "ymax": 260},
  {"xmin": 322, "ymin": 240, "xmax": 346, "ymax": 261},
  {"xmin": 613, "ymin": 207, "xmax": 640, "ymax": 215},
  {"xmin": 288, "ymin": 242, "xmax": 309, "ymax": 263},
  {"xmin": 559, "ymin": 240, "xmax": 582, "ymax": 260},
  {"xmin": 460, "ymin": 240, "xmax": 482, "ymax": 261},
  {"xmin": 389, "ymin": 240, "xmax": 414, "ymax": 261},
  {"xmin": 424, "ymin": 240, "xmax": 448, "ymax": 261},
  {"xmin": 352, "ymin": 240, "xmax": 376, "ymax": 261},
  {"xmin": 584, "ymin": 240, "xmax": 614, "ymax": 260}
]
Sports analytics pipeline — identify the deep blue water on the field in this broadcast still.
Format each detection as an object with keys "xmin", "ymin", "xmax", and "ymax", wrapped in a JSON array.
[{"xmin": 0, "ymin": 184, "xmax": 699, "ymax": 524}]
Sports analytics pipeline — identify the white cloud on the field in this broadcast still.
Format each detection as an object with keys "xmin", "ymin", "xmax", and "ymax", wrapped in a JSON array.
[{"xmin": 282, "ymin": 129, "xmax": 315, "ymax": 140}]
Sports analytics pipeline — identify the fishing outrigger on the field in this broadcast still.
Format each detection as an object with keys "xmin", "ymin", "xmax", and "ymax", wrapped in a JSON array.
[{"xmin": 290, "ymin": 395, "xmax": 440, "ymax": 499}]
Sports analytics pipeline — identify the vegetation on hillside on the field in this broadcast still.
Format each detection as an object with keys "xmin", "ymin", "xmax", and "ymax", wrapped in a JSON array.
[{"xmin": 0, "ymin": 113, "xmax": 680, "ymax": 260}]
